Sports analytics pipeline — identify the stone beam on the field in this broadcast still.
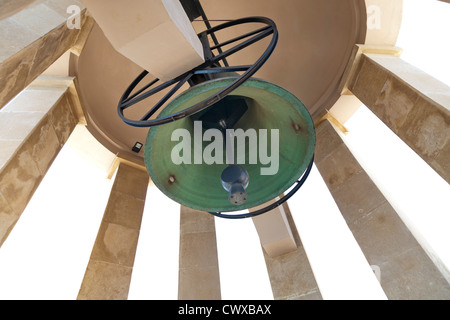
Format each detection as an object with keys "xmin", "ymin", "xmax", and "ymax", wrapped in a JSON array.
[
  {"xmin": 338, "ymin": 44, "xmax": 403, "ymax": 96},
  {"xmin": 261, "ymin": 203, "xmax": 322, "ymax": 300},
  {"xmin": 0, "ymin": 77, "xmax": 79, "ymax": 247},
  {"xmin": 178, "ymin": 206, "xmax": 221, "ymax": 300},
  {"xmin": 348, "ymin": 53, "xmax": 450, "ymax": 183},
  {"xmin": 77, "ymin": 163, "xmax": 149, "ymax": 300},
  {"xmin": 315, "ymin": 119, "xmax": 450, "ymax": 299},
  {"xmin": 81, "ymin": 0, "xmax": 205, "ymax": 81},
  {"xmin": 0, "ymin": 0, "xmax": 89, "ymax": 109}
]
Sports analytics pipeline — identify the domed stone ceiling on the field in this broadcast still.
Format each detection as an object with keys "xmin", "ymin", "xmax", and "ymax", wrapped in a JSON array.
[{"xmin": 72, "ymin": 0, "xmax": 366, "ymax": 161}]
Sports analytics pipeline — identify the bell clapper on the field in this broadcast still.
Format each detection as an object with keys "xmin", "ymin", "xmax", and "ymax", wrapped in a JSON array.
[{"xmin": 221, "ymin": 164, "xmax": 249, "ymax": 206}]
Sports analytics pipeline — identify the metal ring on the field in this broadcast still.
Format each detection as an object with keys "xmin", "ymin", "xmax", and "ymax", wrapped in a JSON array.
[{"xmin": 118, "ymin": 16, "xmax": 278, "ymax": 128}]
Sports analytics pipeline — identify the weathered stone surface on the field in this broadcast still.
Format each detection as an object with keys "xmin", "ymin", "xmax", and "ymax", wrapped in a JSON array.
[
  {"xmin": 25, "ymin": 114, "xmax": 61, "ymax": 175},
  {"xmin": 0, "ymin": 84, "xmax": 81, "ymax": 246},
  {"xmin": 314, "ymin": 117, "xmax": 344, "ymax": 163},
  {"xmin": 0, "ymin": 191, "xmax": 19, "ymax": 247},
  {"xmin": 0, "ymin": 145, "xmax": 42, "ymax": 216},
  {"xmin": 263, "ymin": 203, "xmax": 322, "ymax": 300},
  {"xmin": 379, "ymin": 246, "xmax": 450, "ymax": 300},
  {"xmin": 315, "ymin": 143, "xmax": 363, "ymax": 191},
  {"xmin": 0, "ymin": 2, "xmax": 87, "ymax": 109},
  {"xmin": 332, "ymin": 171, "xmax": 387, "ymax": 224},
  {"xmin": 90, "ymin": 222, "xmax": 140, "ymax": 267},
  {"xmin": 432, "ymin": 139, "xmax": 450, "ymax": 183},
  {"xmin": 180, "ymin": 206, "xmax": 215, "ymax": 234},
  {"xmin": 0, "ymin": 45, "xmax": 38, "ymax": 109},
  {"xmin": 77, "ymin": 163, "xmax": 148, "ymax": 300},
  {"xmin": 350, "ymin": 55, "xmax": 389, "ymax": 107},
  {"xmin": 77, "ymin": 260, "xmax": 132, "ymax": 300},
  {"xmin": 315, "ymin": 120, "xmax": 450, "ymax": 299},
  {"xmin": 372, "ymin": 76, "xmax": 419, "ymax": 132},
  {"xmin": 112, "ymin": 164, "xmax": 149, "ymax": 200},
  {"xmin": 178, "ymin": 207, "xmax": 221, "ymax": 300},
  {"xmin": 264, "ymin": 246, "xmax": 321, "ymax": 300},
  {"xmin": 102, "ymin": 191, "xmax": 145, "ymax": 230},
  {"xmin": 179, "ymin": 232, "xmax": 218, "ymax": 269},
  {"xmin": 349, "ymin": 54, "xmax": 450, "ymax": 184},
  {"xmin": 0, "ymin": 140, "xmax": 20, "ymax": 169},
  {"xmin": 402, "ymin": 97, "xmax": 450, "ymax": 161},
  {"xmin": 178, "ymin": 266, "xmax": 222, "ymax": 300},
  {"xmin": 349, "ymin": 202, "xmax": 418, "ymax": 264},
  {"xmin": 49, "ymin": 94, "xmax": 77, "ymax": 145}
]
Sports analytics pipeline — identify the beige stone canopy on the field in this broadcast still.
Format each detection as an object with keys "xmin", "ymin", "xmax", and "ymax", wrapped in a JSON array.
[{"xmin": 72, "ymin": 0, "xmax": 369, "ymax": 161}]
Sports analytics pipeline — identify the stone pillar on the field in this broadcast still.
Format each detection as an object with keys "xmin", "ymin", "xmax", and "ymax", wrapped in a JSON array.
[
  {"xmin": 178, "ymin": 206, "xmax": 221, "ymax": 300},
  {"xmin": 0, "ymin": 77, "xmax": 79, "ymax": 247},
  {"xmin": 77, "ymin": 163, "xmax": 149, "ymax": 300},
  {"xmin": 315, "ymin": 119, "xmax": 450, "ymax": 299},
  {"xmin": 251, "ymin": 200, "xmax": 297, "ymax": 258},
  {"xmin": 0, "ymin": 0, "xmax": 89, "ymax": 109},
  {"xmin": 261, "ymin": 203, "xmax": 322, "ymax": 300},
  {"xmin": 0, "ymin": 0, "xmax": 93, "ymax": 245},
  {"xmin": 348, "ymin": 53, "xmax": 450, "ymax": 183}
]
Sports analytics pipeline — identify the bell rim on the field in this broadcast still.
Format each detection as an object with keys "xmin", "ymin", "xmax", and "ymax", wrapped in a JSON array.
[{"xmin": 144, "ymin": 77, "xmax": 316, "ymax": 212}]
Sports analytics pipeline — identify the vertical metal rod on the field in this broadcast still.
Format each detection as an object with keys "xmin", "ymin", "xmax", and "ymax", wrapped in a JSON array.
[{"xmin": 194, "ymin": 0, "xmax": 229, "ymax": 67}]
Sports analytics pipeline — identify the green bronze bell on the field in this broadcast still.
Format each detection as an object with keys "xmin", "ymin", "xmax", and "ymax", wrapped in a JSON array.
[{"xmin": 144, "ymin": 77, "xmax": 315, "ymax": 213}]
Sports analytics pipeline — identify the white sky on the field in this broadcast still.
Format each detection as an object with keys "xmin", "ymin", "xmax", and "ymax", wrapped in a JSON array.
[{"xmin": 396, "ymin": 0, "xmax": 450, "ymax": 87}]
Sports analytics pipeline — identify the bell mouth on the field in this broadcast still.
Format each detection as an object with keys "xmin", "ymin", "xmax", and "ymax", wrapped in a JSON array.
[{"xmin": 144, "ymin": 77, "xmax": 316, "ymax": 212}]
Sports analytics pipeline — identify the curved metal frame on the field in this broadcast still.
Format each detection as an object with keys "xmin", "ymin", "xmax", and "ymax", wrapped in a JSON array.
[
  {"xmin": 208, "ymin": 155, "xmax": 315, "ymax": 219},
  {"xmin": 118, "ymin": 16, "xmax": 278, "ymax": 128},
  {"xmin": 117, "ymin": 15, "xmax": 313, "ymax": 219}
]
